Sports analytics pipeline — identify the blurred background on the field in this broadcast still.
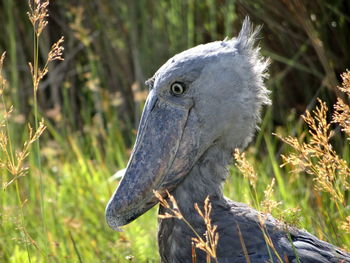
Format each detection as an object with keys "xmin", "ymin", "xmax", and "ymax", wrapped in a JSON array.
[
  {"xmin": 0, "ymin": 0, "xmax": 349, "ymax": 262},
  {"xmin": 1, "ymin": 0, "xmax": 349, "ymax": 136}
]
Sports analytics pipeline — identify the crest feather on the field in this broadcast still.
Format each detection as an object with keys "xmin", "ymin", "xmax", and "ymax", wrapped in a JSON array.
[
  {"xmin": 235, "ymin": 16, "xmax": 271, "ymax": 107},
  {"xmin": 236, "ymin": 17, "xmax": 262, "ymax": 54}
]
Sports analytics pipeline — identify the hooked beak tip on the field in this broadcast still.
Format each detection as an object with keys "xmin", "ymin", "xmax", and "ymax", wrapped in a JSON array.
[
  {"xmin": 106, "ymin": 217, "xmax": 123, "ymax": 232},
  {"xmin": 105, "ymin": 205, "xmax": 124, "ymax": 232}
]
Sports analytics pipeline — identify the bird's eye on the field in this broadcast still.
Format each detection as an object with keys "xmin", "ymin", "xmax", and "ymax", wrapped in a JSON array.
[{"xmin": 170, "ymin": 82, "xmax": 186, "ymax": 96}]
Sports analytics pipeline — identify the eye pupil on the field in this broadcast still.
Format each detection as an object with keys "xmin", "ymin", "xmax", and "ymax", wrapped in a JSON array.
[{"xmin": 171, "ymin": 82, "xmax": 185, "ymax": 95}]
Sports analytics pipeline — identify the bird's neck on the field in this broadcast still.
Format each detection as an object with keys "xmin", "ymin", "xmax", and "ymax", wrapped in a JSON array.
[
  {"xmin": 158, "ymin": 144, "xmax": 232, "ymax": 262},
  {"xmin": 172, "ymin": 144, "xmax": 230, "ymax": 213}
]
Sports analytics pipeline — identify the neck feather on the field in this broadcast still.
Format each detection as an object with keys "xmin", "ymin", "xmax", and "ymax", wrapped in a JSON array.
[
  {"xmin": 158, "ymin": 144, "xmax": 232, "ymax": 262},
  {"xmin": 172, "ymin": 144, "xmax": 231, "ymax": 213}
]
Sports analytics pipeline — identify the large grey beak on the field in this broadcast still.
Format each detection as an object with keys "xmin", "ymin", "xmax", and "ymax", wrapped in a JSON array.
[{"xmin": 106, "ymin": 90, "xmax": 198, "ymax": 230}]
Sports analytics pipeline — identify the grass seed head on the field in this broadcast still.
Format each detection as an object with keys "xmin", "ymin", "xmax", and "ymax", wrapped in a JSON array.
[
  {"xmin": 234, "ymin": 148, "xmax": 257, "ymax": 189},
  {"xmin": 154, "ymin": 191, "xmax": 219, "ymax": 261},
  {"xmin": 333, "ymin": 70, "xmax": 350, "ymax": 139},
  {"xmin": 341, "ymin": 216, "xmax": 350, "ymax": 234},
  {"xmin": 27, "ymin": 0, "xmax": 49, "ymax": 37},
  {"xmin": 278, "ymin": 95, "xmax": 350, "ymax": 205},
  {"xmin": 0, "ymin": 52, "xmax": 6, "ymax": 96},
  {"xmin": 48, "ymin": 37, "xmax": 65, "ymax": 62},
  {"xmin": 261, "ymin": 178, "xmax": 281, "ymax": 215}
]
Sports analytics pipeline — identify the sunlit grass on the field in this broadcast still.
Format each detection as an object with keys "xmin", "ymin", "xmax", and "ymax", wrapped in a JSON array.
[
  {"xmin": 1, "ymin": 88, "xmax": 349, "ymax": 262},
  {"xmin": 0, "ymin": 0, "xmax": 349, "ymax": 262}
]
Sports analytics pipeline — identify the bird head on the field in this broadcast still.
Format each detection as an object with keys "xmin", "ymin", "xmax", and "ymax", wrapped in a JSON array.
[{"xmin": 106, "ymin": 17, "xmax": 270, "ymax": 230}]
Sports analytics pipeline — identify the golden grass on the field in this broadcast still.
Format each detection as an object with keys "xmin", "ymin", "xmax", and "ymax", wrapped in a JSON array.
[
  {"xmin": 342, "ymin": 216, "xmax": 350, "ymax": 234},
  {"xmin": 28, "ymin": 36, "xmax": 64, "ymax": 92},
  {"xmin": 277, "ymin": 98, "xmax": 349, "ymax": 205},
  {"xmin": 260, "ymin": 178, "xmax": 281, "ymax": 214},
  {"xmin": 154, "ymin": 190, "xmax": 219, "ymax": 263},
  {"xmin": 234, "ymin": 149, "xmax": 257, "ymax": 189},
  {"xmin": 27, "ymin": 0, "xmax": 49, "ymax": 37},
  {"xmin": 1, "ymin": 49, "xmax": 46, "ymax": 187},
  {"xmin": 333, "ymin": 70, "xmax": 350, "ymax": 139},
  {"xmin": 1, "ymin": 1, "xmax": 349, "ymax": 261},
  {"xmin": 193, "ymin": 197, "xmax": 219, "ymax": 261},
  {"xmin": 1, "ymin": 119, "xmax": 46, "ymax": 189},
  {"xmin": 277, "ymin": 71, "xmax": 350, "ymax": 234},
  {"xmin": 234, "ymin": 148, "xmax": 301, "ymax": 228},
  {"xmin": 0, "ymin": 0, "xmax": 65, "ymax": 260}
]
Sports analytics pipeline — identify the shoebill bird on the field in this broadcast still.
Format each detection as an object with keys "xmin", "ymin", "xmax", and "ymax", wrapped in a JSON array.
[{"xmin": 105, "ymin": 18, "xmax": 350, "ymax": 263}]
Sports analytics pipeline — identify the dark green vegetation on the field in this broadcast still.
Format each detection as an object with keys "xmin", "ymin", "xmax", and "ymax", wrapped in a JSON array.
[{"xmin": 0, "ymin": 1, "xmax": 349, "ymax": 262}]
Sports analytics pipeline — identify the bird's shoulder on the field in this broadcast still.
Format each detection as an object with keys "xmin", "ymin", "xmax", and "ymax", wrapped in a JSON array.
[{"xmin": 212, "ymin": 199, "xmax": 350, "ymax": 263}]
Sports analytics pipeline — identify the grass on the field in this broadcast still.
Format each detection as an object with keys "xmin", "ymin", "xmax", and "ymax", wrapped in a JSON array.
[
  {"xmin": 0, "ymin": 0, "xmax": 349, "ymax": 262},
  {"xmin": 1, "ymin": 90, "xmax": 349, "ymax": 262},
  {"xmin": 155, "ymin": 190, "xmax": 219, "ymax": 263}
]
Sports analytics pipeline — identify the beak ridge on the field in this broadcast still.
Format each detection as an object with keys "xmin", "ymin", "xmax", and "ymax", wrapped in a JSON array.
[{"xmin": 106, "ymin": 92, "xmax": 193, "ymax": 229}]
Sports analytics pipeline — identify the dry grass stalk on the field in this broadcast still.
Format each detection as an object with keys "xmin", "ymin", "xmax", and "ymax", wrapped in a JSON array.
[
  {"xmin": 234, "ymin": 148, "xmax": 301, "ymax": 227},
  {"xmin": 191, "ymin": 241, "xmax": 197, "ymax": 263},
  {"xmin": 153, "ymin": 190, "xmax": 183, "ymax": 220},
  {"xmin": 236, "ymin": 224, "xmax": 251, "ymax": 263},
  {"xmin": 234, "ymin": 148, "xmax": 257, "ymax": 189},
  {"xmin": 277, "ymin": 97, "xmax": 350, "ymax": 205},
  {"xmin": 0, "ymin": 0, "xmax": 65, "ymax": 258},
  {"xmin": 0, "ymin": 52, "xmax": 6, "ymax": 91},
  {"xmin": 27, "ymin": 0, "xmax": 64, "ymax": 93},
  {"xmin": 28, "ymin": 36, "xmax": 64, "ymax": 92},
  {"xmin": 48, "ymin": 37, "xmax": 65, "ymax": 62},
  {"xmin": 0, "ymin": 53, "xmax": 8, "ymax": 127},
  {"xmin": 154, "ymin": 190, "xmax": 219, "ymax": 263},
  {"xmin": 1, "ymin": 121, "xmax": 46, "ymax": 189},
  {"xmin": 341, "ymin": 216, "xmax": 350, "ymax": 234},
  {"xmin": 26, "ymin": 2, "xmax": 61, "ymax": 250},
  {"xmin": 0, "ymin": 51, "xmax": 45, "ymax": 254},
  {"xmin": 0, "ymin": 51, "xmax": 47, "ymax": 189},
  {"xmin": 261, "ymin": 178, "xmax": 281, "ymax": 214},
  {"xmin": 333, "ymin": 70, "xmax": 350, "ymax": 139},
  {"xmin": 193, "ymin": 197, "xmax": 219, "ymax": 261},
  {"xmin": 277, "ymin": 70, "xmax": 350, "ymax": 239},
  {"xmin": 27, "ymin": 0, "xmax": 49, "ymax": 37},
  {"xmin": 18, "ymin": 224, "xmax": 42, "ymax": 252},
  {"xmin": 258, "ymin": 216, "xmax": 285, "ymax": 263}
]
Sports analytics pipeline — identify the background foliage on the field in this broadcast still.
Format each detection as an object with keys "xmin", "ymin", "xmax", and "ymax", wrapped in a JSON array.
[{"xmin": 0, "ymin": 0, "xmax": 349, "ymax": 262}]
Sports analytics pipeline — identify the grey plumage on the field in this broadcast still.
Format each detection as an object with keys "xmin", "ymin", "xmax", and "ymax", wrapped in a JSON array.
[{"xmin": 106, "ymin": 17, "xmax": 350, "ymax": 262}]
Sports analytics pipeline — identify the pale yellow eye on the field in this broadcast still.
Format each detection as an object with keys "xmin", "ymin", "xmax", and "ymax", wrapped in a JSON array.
[{"xmin": 170, "ymin": 82, "xmax": 185, "ymax": 95}]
